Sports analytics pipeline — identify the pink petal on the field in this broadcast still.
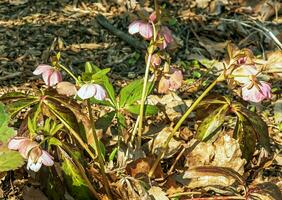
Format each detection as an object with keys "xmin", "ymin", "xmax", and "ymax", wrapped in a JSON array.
[
  {"xmin": 42, "ymin": 69, "xmax": 53, "ymax": 86},
  {"xmin": 151, "ymin": 54, "xmax": 161, "ymax": 67},
  {"xmin": 8, "ymin": 137, "xmax": 29, "ymax": 150},
  {"xmin": 49, "ymin": 70, "xmax": 62, "ymax": 87},
  {"xmin": 162, "ymin": 26, "xmax": 173, "ymax": 44},
  {"xmin": 41, "ymin": 150, "xmax": 54, "ymax": 166},
  {"xmin": 33, "ymin": 64, "xmax": 52, "ymax": 75},
  {"xmin": 139, "ymin": 22, "xmax": 153, "ymax": 40},
  {"xmin": 149, "ymin": 12, "xmax": 157, "ymax": 23},
  {"xmin": 93, "ymin": 84, "xmax": 106, "ymax": 100},
  {"xmin": 233, "ymin": 65, "xmax": 258, "ymax": 84},
  {"xmin": 128, "ymin": 20, "xmax": 142, "ymax": 35},
  {"xmin": 77, "ymin": 84, "xmax": 96, "ymax": 100},
  {"xmin": 242, "ymin": 81, "xmax": 272, "ymax": 103},
  {"xmin": 158, "ymin": 77, "xmax": 170, "ymax": 94},
  {"xmin": 169, "ymin": 69, "xmax": 183, "ymax": 91},
  {"xmin": 18, "ymin": 141, "xmax": 38, "ymax": 159}
]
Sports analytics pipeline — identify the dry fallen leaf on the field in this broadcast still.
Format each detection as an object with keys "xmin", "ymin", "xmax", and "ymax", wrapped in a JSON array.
[
  {"xmin": 148, "ymin": 127, "xmax": 182, "ymax": 158},
  {"xmin": 184, "ymin": 134, "xmax": 246, "ymax": 188},
  {"xmin": 148, "ymin": 186, "xmax": 169, "ymax": 200}
]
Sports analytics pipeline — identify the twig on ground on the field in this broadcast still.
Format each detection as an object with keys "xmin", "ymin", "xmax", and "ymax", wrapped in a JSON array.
[
  {"xmin": 96, "ymin": 14, "xmax": 147, "ymax": 50},
  {"xmin": 0, "ymin": 72, "xmax": 22, "ymax": 81}
]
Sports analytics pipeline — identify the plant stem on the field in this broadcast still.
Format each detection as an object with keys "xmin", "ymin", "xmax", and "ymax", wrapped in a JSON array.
[
  {"xmin": 148, "ymin": 74, "xmax": 224, "ymax": 177},
  {"xmin": 58, "ymin": 63, "xmax": 79, "ymax": 84},
  {"xmin": 137, "ymin": 53, "xmax": 152, "ymax": 149},
  {"xmin": 86, "ymin": 100, "xmax": 112, "ymax": 199}
]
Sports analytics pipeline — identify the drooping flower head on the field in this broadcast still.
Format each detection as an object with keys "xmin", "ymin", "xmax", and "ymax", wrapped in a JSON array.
[
  {"xmin": 77, "ymin": 83, "xmax": 106, "ymax": 100},
  {"xmin": 8, "ymin": 137, "xmax": 54, "ymax": 172},
  {"xmin": 158, "ymin": 68, "xmax": 183, "ymax": 94},
  {"xmin": 241, "ymin": 81, "xmax": 272, "ymax": 103},
  {"xmin": 33, "ymin": 64, "xmax": 62, "ymax": 87}
]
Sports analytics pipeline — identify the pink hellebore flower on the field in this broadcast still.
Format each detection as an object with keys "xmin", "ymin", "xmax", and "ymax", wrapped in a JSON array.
[
  {"xmin": 158, "ymin": 69, "xmax": 183, "ymax": 94},
  {"xmin": 33, "ymin": 64, "xmax": 62, "ymax": 86},
  {"xmin": 77, "ymin": 83, "xmax": 106, "ymax": 100},
  {"xmin": 8, "ymin": 137, "xmax": 54, "ymax": 172},
  {"xmin": 158, "ymin": 26, "xmax": 174, "ymax": 49},
  {"xmin": 151, "ymin": 54, "xmax": 162, "ymax": 67},
  {"xmin": 128, "ymin": 20, "xmax": 153, "ymax": 40},
  {"xmin": 241, "ymin": 81, "xmax": 272, "ymax": 103}
]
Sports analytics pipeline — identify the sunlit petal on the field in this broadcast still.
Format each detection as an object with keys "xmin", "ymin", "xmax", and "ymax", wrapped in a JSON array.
[
  {"xmin": 93, "ymin": 84, "xmax": 106, "ymax": 100},
  {"xmin": 41, "ymin": 150, "xmax": 54, "ymax": 166},
  {"xmin": 33, "ymin": 64, "xmax": 52, "ymax": 75},
  {"xmin": 139, "ymin": 23, "xmax": 153, "ymax": 40},
  {"xmin": 77, "ymin": 84, "xmax": 96, "ymax": 100},
  {"xmin": 49, "ymin": 70, "xmax": 62, "ymax": 86},
  {"xmin": 128, "ymin": 20, "xmax": 142, "ymax": 35}
]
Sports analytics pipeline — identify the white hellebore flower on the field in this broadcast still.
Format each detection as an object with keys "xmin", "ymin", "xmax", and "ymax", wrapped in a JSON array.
[{"xmin": 77, "ymin": 83, "xmax": 106, "ymax": 100}]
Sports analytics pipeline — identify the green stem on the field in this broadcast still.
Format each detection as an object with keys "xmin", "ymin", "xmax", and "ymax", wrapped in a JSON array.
[
  {"xmin": 148, "ymin": 74, "xmax": 225, "ymax": 177},
  {"xmin": 86, "ymin": 100, "xmax": 112, "ymax": 199},
  {"xmin": 137, "ymin": 53, "xmax": 152, "ymax": 149},
  {"xmin": 58, "ymin": 63, "xmax": 79, "ymax": 84}
]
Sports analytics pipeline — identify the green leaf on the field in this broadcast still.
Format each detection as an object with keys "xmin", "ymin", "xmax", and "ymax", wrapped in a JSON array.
[
  {"xmin": 98, "ymin": 140, "xmax": 106, "ymax": 159},
  {"xmin": 7, "ymin": 98, "xmax": 39, "ymax": 117},
  {"xmin": 109, "ymin": 147, "xmax": 118, "ymax": 161},
  {"xmin": 96, "ymin": 111, "xmax": 115, "ymax": 131},
  {"xmin": 119, "ymin": 79, "xmax": 154, "ymax": 108},
  {"xmin": 234, "ymin": 116, "xmax": 256, "ymax": 161},
  {"xmin": 61, "ymin": 155, "xmax": 91, "ymax": 200},
  {"xmin": 91, "ymin": 68, "xmax": 111, "ymax": 80},
  {"xmin": 0, "ymin": 147, "xmax": 25, "ymax": 172},
  {"xmin": 125, "ymin": 104, "xmax": 159, "ymax": 116},
  {"xmin": 0, "ymin": 103, "xmax": 16, "ymax": 143},
  {"xmin": 117, "ymin": 112, "xmax": 126, "ymax": 128},
  {"xmin": 236, "ymin": 107, "xmax": 270, "ymax": 152},
  {"xmin": 28, "ymin": 117, "xmax": 36, "ymax": 136},
  {"xmin": 102, "ymin": 78, "xmax": 117, "ymax": 107},
  {"xmin": 0, "ymin": 92, "xmax": 27, "ymax": 101},
  {"xmin": 196, "ymin": 104, "xmax": 229, "ymax": 141},
  {"xmin": 47, "ymin": 137, "xmax": 62, "ymax": 147}
]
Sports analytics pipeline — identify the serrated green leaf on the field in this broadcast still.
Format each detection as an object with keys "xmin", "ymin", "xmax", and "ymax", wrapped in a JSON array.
[
  {"xmin": 0, "ymin": 103, "xmax": 15, "ymax": 143},
  {"xmin": 7, "ymin": 98, "xmax": 39, "ymax": 117},
  {"xmin": 117, "ymin": 112, "xmax": 126, "ymax": 128},
  {"xmin": 125, "ymin": 104, "xmax": 158, "ymax": 116},
  {"xmin": 196, "ymin": 104, "xmax": 229, "ymax": 141},
  {"xmin": 0, "ymin": 92, "xmax": 27, "ymax": 101},
  {"xmin": 48, "ymin": 137, "xmax": 62, "ymax": 147},
  {"xmin": 0, "ymin": 148, "xmax": 25, "ymax": 172}
]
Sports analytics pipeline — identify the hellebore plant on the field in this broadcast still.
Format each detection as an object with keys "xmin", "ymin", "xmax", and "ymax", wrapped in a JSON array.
[
  {"xmin": 148, "ymin": 43, "xmax": 273, "ymax": 177},
  {"xmin": 128, "ymin": 7, "xmax": 176, "ymax": 149},
  {"xmin": 33, "ymin": 64, "xmax": 62, "ymax": 87}
]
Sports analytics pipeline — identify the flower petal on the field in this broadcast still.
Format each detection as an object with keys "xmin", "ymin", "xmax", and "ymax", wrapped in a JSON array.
[
  {"xmin": 41, "ymin": 150, "xmax": 54, "ymax": 166},
  {"xmin": 33, "ymin": 64, "xmax": 52, "ymax": 75},
  {"xmin": 242, "ymin": 81, "xmax": 272, "ymax": 103},
  {"xmin": 77, "ymin": 84, "xmax": 96, "ymax": 100},
  {"xmin": 128, "ymin": 20, "xmax": 141, "ymax": 35},
  {"xmin": 233, "ymin": 65, "xmax": 258, "ymax": 84},
  {"xmin": 49, "ymin": 70, "xmax": 62, "ymax": 87},
  {"xmin": 158, "ymin": 77, "xmax": 170, "ymax": 94},
  {"xmin": 93, "ymin": 84, "xmax": 106, "ymax": 100},
  {"xmin": 42, "ymin": 69, "xmax": 53, "ymax": 86},
  {"xmin": 8, "ymin": 137, "xmax": 29, "ymax": 150},
  {"xmin": 169, "ymin": 69, "xmax": 183, "ymax": 91},
  {"xmin": 139, "ymin": 22, "xmax": 153, "ymax": 40},
  {"xmin": 27, "ymin": 156, "xmax": 42, "ymax": 172},
  {"xmin": 18, "ymin": 141, "xmax": 38, "ymax": 159}
]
